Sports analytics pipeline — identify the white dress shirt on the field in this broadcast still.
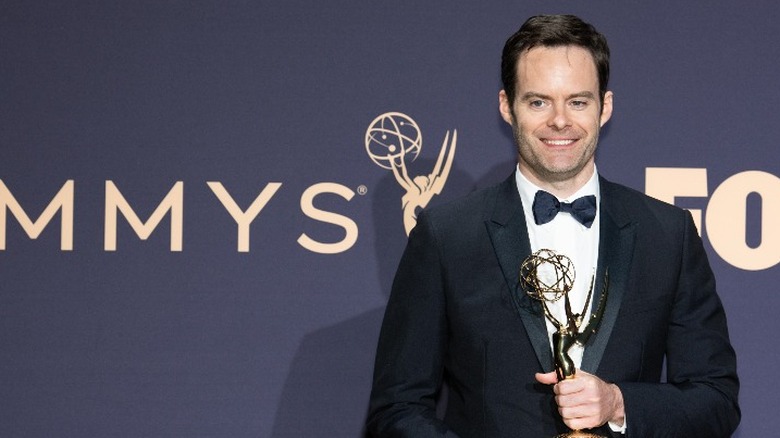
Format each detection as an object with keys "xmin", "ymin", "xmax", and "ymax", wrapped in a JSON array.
[{"xmin": 515, "ymin": 166, "xmax": 601, "ymax": 369}]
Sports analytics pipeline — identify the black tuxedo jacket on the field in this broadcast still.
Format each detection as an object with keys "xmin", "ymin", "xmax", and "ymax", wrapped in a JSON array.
[{"xmin": 367, "ymin": 175, "xmax": 739, "ymax": 437}]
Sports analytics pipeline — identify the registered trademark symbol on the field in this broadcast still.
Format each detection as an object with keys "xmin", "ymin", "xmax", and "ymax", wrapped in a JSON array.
[{"xmin": 357, "ymin": 185, "xmax": 368, "ymax": 196}]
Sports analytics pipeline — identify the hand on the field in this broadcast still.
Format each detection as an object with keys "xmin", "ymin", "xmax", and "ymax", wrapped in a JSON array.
[{"xmin": 535, "ymin": 369, "xmax": 625, "ymax": 430}]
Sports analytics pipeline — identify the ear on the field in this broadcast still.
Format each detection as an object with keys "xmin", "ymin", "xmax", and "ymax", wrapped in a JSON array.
[
  {"xmin": 599, "ymin": 90, "xmax": 614, "ymax": 127},
  {"xmin": 498, "ymin": 89, "xmax": 514, "ymax": 125}
]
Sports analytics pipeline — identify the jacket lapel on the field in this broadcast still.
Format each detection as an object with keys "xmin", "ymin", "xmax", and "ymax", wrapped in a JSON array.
[
  {"xmin": 485, "ymin": 175, "xmax": 553, "ymax": 371},
  {"xmin": 485, "ymin": 174, "xmax": 637, "ymax": 374},
  {"xmin": 581, "ymin": 177, "xmax": 636, "ymax": 373}
]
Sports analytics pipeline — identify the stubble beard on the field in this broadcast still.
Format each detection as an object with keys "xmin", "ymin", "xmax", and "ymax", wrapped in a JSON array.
[{"xmin": 512, "ymin": 121, "xmax": 599, "ymax": 185}]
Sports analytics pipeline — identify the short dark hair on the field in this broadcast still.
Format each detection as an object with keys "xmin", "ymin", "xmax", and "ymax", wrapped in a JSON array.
[{"xmin": 501, "ymin": 15, "xmax": 610, "ymax": 106}]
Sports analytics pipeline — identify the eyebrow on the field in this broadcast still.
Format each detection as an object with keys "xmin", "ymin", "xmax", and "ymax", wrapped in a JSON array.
[{"xmin": 519, "ymin": 91, "xmax": 597, "ymax": 101}]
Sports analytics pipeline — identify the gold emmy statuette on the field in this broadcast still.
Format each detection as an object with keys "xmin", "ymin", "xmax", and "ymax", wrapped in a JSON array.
[{"xmin": 519, "ymin": 249, "xmax": 610, "ymax": 438}]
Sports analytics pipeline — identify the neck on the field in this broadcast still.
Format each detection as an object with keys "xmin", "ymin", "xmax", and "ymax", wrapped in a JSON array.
[{"xmin": 518, "ymin": 163, "xmax": 595, "ymax": 199}]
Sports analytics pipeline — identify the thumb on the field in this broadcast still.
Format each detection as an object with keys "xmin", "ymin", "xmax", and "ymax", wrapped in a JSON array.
[{"xmin": 535, "ymin": 371, "xmax": 559, "ymax": 385}]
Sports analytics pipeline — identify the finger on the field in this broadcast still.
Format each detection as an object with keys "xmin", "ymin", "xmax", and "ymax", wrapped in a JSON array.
[
  {"xmin": 574, "ymin": 368, "xmax": 589, "ymax": 377},
  {"xmin": 558, "ymin": 405, "xmax": 597, "ymax": 430},
  {"xmin": 565, "ymin": 416, "xmax": 600, "ymax": 431},
  {"xmin": 555, "ymin": 377, "xmax": 586, "ymax": 396},
  {"xmin": 534, "ymin": 371, "xmax": 558, "ymax": 385},
  {"xmin": 557, "ymin": 369, "xmax": 600, "ymax": 394}
]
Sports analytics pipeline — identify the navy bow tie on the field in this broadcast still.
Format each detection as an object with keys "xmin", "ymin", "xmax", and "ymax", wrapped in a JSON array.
[{"xmin": 532, "ymin": 190, "xmax": 597, "ymax": 228}]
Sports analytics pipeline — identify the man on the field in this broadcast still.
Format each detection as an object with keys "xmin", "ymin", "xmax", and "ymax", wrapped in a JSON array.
[{"xmin": 367, "ymin": 14, "xmax": 740, "ymax": 438}]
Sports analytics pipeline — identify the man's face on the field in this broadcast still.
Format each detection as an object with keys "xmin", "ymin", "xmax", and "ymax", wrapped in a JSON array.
[{"xmin": 499, "ymin": 45, "xmax": 613, "ymax": 192}]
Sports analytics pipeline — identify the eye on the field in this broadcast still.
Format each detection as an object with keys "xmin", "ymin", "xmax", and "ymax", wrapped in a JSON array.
[
  {"xmin": 570, "ymin": 100, "xmax": 589, "ymax": 109},
  {"xmin": 529, "ymin": 100, "xmax": 547, "ymax": 109}
]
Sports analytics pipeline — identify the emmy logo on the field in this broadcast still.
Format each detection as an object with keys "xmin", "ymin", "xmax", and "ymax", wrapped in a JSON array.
[{"xmin": 365, "ymin": 112, "xmax": 457, "ymax": 235}]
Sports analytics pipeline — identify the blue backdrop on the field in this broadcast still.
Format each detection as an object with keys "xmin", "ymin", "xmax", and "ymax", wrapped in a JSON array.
[{"xmin": 1, "ymin": 1, "xmax": 777, "ymax": 436}]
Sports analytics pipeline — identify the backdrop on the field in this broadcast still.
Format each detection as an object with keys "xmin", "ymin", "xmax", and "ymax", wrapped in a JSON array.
[{"xmin": 1, "ymin": 1, "xmax": 777, "ymax": 436}]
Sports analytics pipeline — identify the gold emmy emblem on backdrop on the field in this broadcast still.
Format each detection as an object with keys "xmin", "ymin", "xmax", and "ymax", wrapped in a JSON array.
[
  {"xmin": 519, "ymin": 249, "xmax": 610, "ymax": 438},
  {"xmin": 365, "ymin": 112, "xmax": 457, "ymax": 235}
]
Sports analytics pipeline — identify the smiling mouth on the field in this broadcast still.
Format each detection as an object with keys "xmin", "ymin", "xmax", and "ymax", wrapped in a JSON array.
[{"xmin": 542, "ymin": 139, "xmax": 577, "ymax": 146}]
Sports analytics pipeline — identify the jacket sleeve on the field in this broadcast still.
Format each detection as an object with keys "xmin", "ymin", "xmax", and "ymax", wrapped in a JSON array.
[
  {"xmin": 616, "ymin": 211, "xmax": 740, "ymax": 437},
  {"xmin": 366, "ymin": 211, "xmax": 459, "ymax": 437}
]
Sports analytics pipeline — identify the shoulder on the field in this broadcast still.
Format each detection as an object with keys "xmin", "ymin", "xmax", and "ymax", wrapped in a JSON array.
[
  {"xmin": 420, "ymin": 175, "xmax": 514, "ymax": 229},
  {"xmin": 601, "ymin": 176, "xmax": 686, "ymax": 216},
  {"xmin": 405, "ymin": 176, "xmax": 518, "ymax": 263}
]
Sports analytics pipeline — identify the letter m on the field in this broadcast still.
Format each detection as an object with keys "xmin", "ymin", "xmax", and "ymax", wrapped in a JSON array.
[
  {"xmin": 105, "ymin": 181, "xmax": 183, "ymax": 251},
  {"xmin": 0, "ymin": 180, "xmax": 74, "ymax": 250}
]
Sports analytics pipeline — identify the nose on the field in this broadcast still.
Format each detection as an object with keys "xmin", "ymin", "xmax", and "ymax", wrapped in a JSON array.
[{"xmin": 547, "ymin": 103, "xmax": 571, "ymax": 130}]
